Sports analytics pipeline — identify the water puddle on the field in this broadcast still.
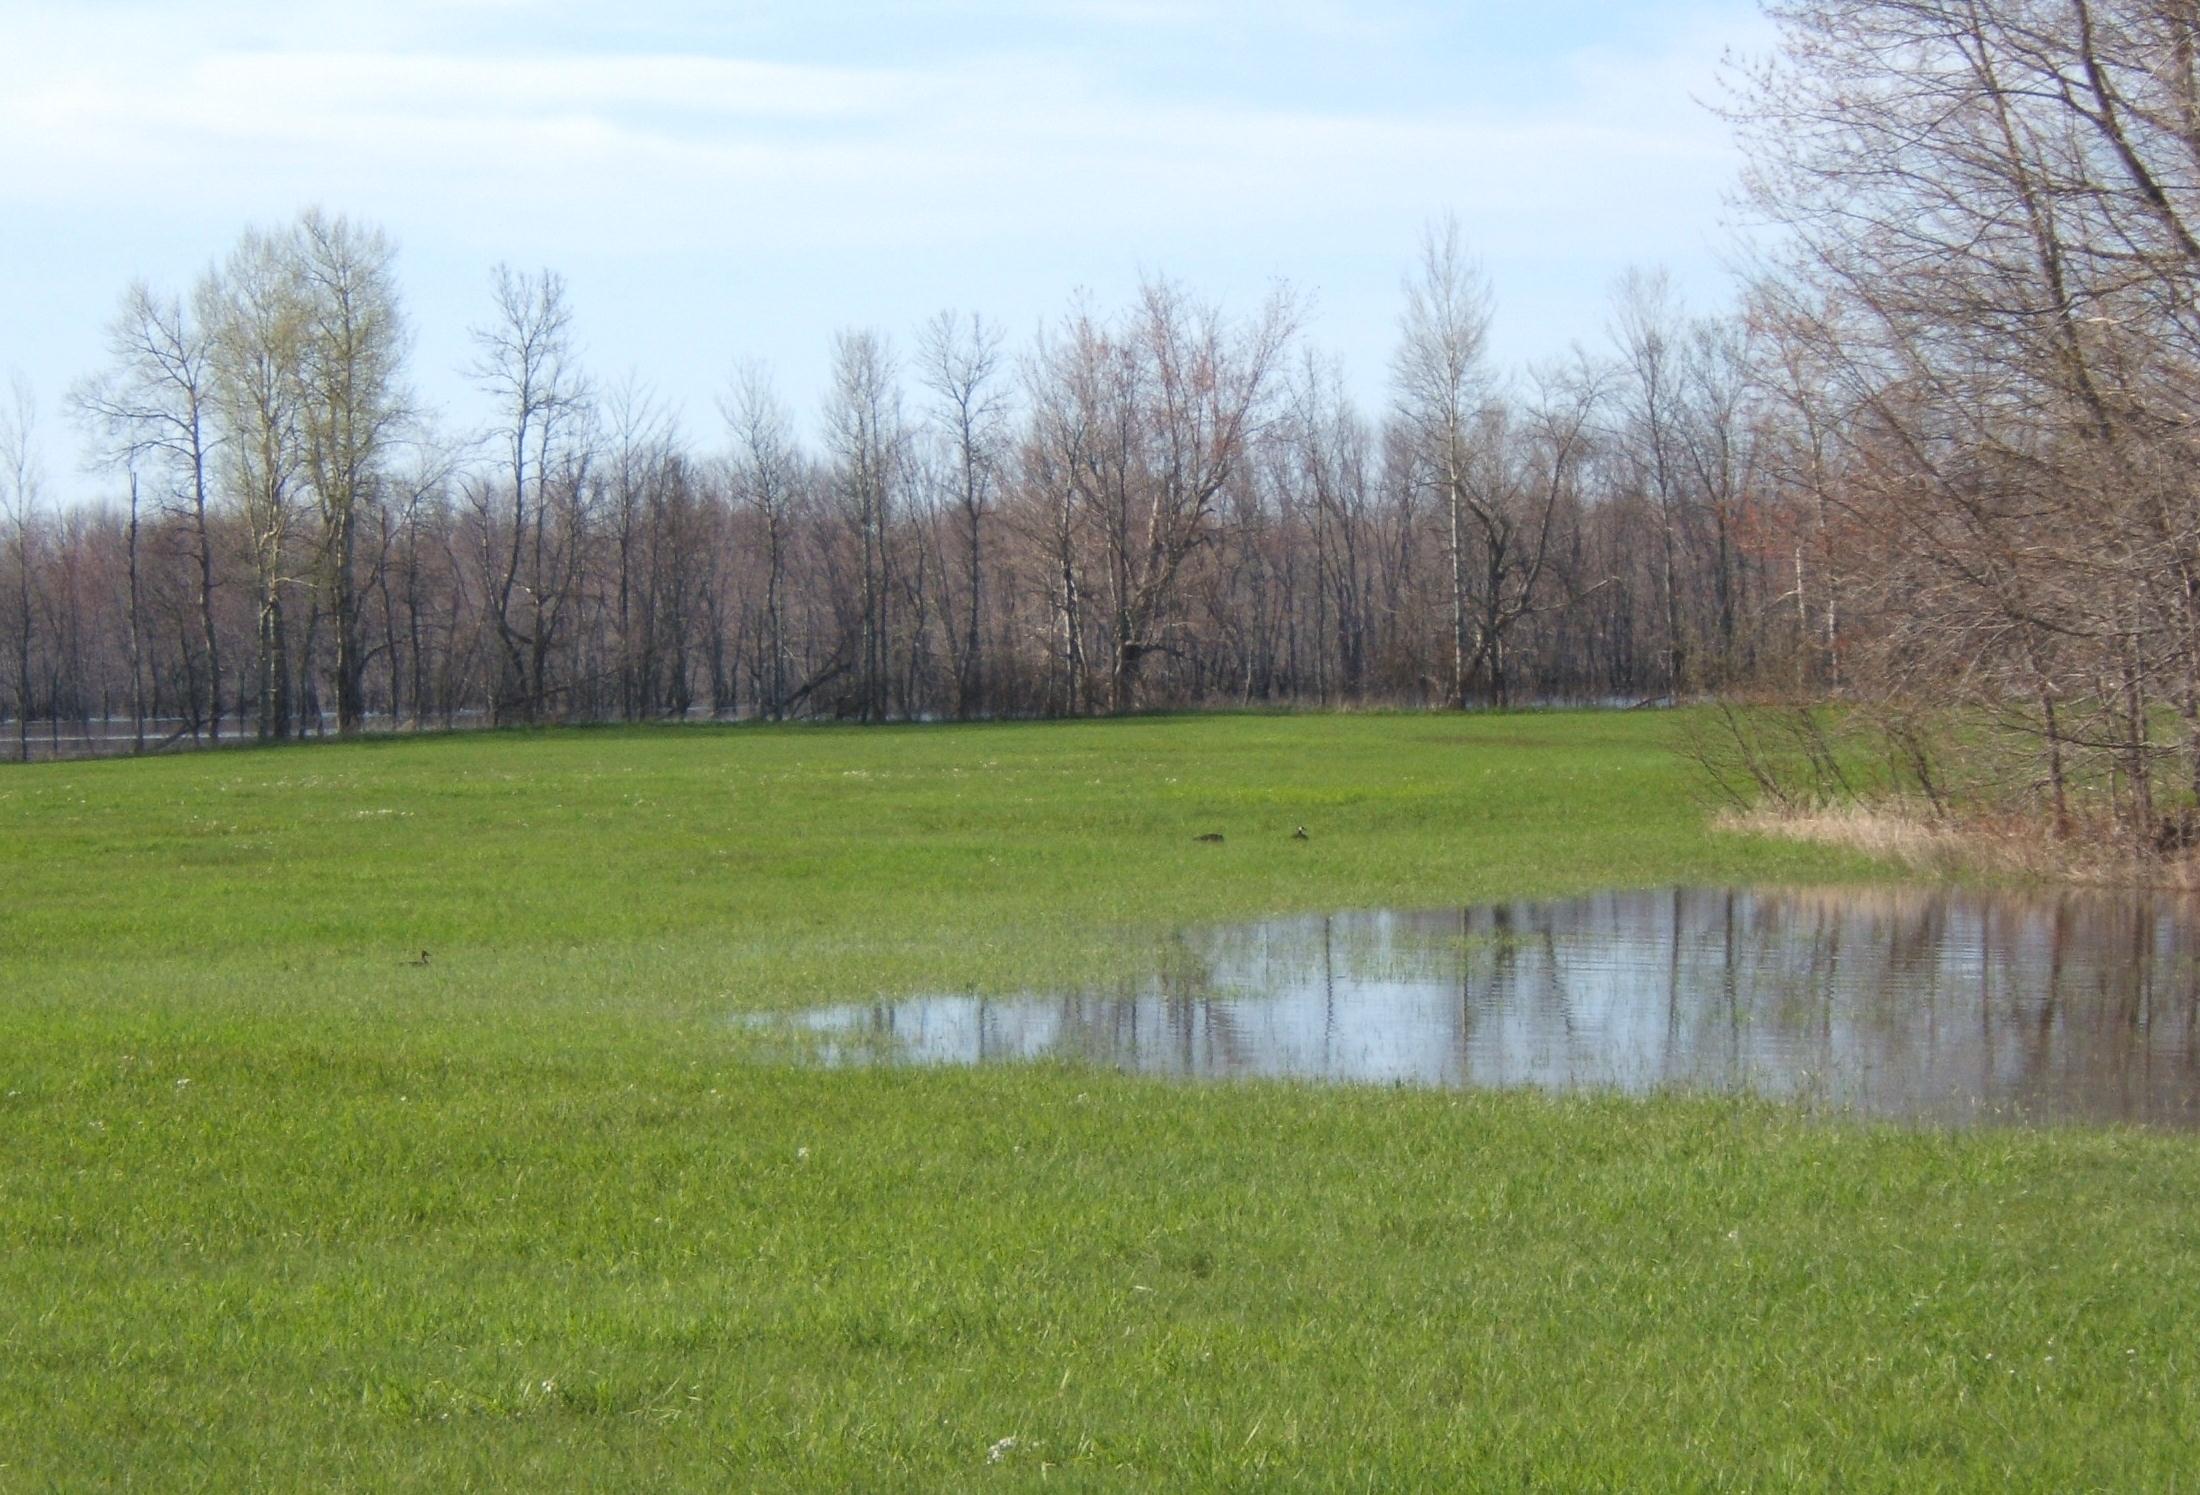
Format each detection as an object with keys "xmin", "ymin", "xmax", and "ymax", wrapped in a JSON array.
[{"xmin": 753, "ymin": 887, "xmax": 2200, "ymax": 1129}]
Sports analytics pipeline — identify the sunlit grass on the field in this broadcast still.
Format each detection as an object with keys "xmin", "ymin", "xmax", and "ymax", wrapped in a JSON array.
[{"xmin": 2, "ymin": 713, "xmax": 2193, "ymax": 1487}]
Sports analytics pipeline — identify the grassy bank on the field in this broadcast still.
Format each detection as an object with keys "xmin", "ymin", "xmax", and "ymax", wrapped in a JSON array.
[{"xmin": 2, "ymin": 713, "xmax": 2194, "ymax": 1488}]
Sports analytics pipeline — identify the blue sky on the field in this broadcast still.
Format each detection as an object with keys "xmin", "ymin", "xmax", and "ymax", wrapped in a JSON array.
[{"xmin": 2, "ymin": 0, "xmax": 1768, "ymax": 503}]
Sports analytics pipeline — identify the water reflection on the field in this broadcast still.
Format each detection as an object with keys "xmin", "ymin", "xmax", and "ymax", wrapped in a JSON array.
[{"xmin": 762, "ymin": 888, "xmax": 2200, "ymax": 1129}]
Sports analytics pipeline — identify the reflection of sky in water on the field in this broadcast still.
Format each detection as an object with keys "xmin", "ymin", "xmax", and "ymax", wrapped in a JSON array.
[{"xmin": 758, "ymin": 889, "xmax": 2200, "ymax": 1130}]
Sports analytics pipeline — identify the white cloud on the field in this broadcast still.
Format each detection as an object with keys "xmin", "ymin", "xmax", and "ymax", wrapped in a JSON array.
[
  {"xmin": 0, "ymin": 17, "xmax": 1741, "ymax": 258},
  {"xmin": 0, "ymin": 0, "xmax": 1763, "ymax": 502}
]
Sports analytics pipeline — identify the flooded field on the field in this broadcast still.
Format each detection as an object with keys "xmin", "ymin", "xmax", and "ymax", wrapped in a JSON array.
[
  {"xmin": 759, "ymin": 887, "xmax": 2200, "ymax": 1129},
  {"xmin": 2, "ymin": 713, "xmax": 498, "ymax": 762}
]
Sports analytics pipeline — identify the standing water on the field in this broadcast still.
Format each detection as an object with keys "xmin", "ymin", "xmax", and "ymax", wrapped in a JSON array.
[{"xmin": 753, "ymin": 887, "xmax": 2200, "ymax": 1129}]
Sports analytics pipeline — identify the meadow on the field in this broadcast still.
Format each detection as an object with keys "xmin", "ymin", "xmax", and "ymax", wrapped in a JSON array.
[{"xmin": 2, "ymin": 713, "xmax": 2195, "ymax": 1489}]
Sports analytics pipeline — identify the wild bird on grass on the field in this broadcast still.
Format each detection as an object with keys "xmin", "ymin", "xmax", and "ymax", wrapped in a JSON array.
[
  {"xmin": 1293, "ymin": 826, "xmax": 1310, "ymax": 841},
  {"xmin": 1194, "ymin": 832, "xmax": 1226, "ymax": 844},
  {"xmin": 401, "ymin": 950, "xmax": 431, "ymax": 968}
]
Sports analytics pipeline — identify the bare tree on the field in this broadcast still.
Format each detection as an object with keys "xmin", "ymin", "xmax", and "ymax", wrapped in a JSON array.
[
  {"xmin": 1071, "ymin": 279, "xmax": 1298, "ymax": 712},
  {"xmin": 917, "ymin": 310, "xmax": 1009, "ymax": 718},
  {"xmin": 469, "ymin": 265, "xmax": 588, "ymax": 723},
  {"xmin": 1724, "ymin": 0, "xmax": 2200, "ymax": 847},
  {"xmin": 824, "ymin": 329, "xmax": 905, "ymax": 722},
  {"xmin": 604, "ymin": 377, "xmax": 679, "ymax": 719},
  {"xmin": 1456, "ymin": 360, "xmax": 1610, "ymax": 705},
  {"xmin": 70, "ymin": 283, "xmax": 227, "ymax": 741},
  {"xmin": 1393, "ymin": 217, "xmax": 1494, "ymax": 709},
  {"xmin": 1611, "ymin": 268, "xmax": 1692, "ymax": 696},
  {"xmin": 1019, "ymin": 304, "xmax": 1111, "ymax": 714},
  {"xmin": 1291, "ymin": 352, "xmax": 1376, "ymax": 701},
  {"xmin": 723, "ymin": 364, "xmax": 801, "ymax": 719},
  {"xmin": 295, "ymin": 208, "xmax": 409, "ymax": 735},
  {"xmin": 1, "ymin": 379, "xmax": 38, "ymax": 760},
  {"xmin": 200, "ymin": 227, "xmax": 309, "ymax": 739},
  {"xmin": 1676, "ymin": 316, "xmax": 1763, "ymax": 682}
]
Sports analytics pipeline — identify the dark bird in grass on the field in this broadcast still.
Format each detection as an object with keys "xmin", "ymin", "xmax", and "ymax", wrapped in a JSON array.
[
  {"xmin": 402, "ymin": 949, "xmax": 432, "ymax": 967},
  {"xmin": 1292, "ymin": 826, "xmax": 1309, "ymax": 841},
  {"xmin": 1194, "ymin": 832, "xmax": 1226, "ymax": 844}
]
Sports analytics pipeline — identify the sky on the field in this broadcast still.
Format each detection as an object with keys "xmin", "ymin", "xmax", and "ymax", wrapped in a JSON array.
[{"xmin": 1, "ymin": 0, "xmax": 1771, "ymax": 506}]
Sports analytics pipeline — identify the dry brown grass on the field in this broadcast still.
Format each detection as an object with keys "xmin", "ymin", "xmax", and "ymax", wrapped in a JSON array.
[{"xmin": 1719, "ymin": 803, "xmax": 2200, "ymax": 888}]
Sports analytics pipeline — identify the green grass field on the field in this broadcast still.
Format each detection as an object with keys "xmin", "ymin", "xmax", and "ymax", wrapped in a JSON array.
[{"xmin": 3, "ymin": 713, "xmax": 2195, "ymax": 1489}]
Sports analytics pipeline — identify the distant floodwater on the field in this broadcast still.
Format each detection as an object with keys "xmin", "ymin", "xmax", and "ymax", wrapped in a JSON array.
[
  {"xmin": 3, "ymin": 712, "xmax": 497, "ymax": 762},
  {"xmin": 3, "ymin": 695, "xmax": 1673, "ymax": 762}
]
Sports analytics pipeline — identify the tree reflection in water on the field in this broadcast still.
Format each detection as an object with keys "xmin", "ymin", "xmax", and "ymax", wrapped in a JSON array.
[{"xmin": 763, "ymin": 888, "xmax": 2200, "ymax": 1129}]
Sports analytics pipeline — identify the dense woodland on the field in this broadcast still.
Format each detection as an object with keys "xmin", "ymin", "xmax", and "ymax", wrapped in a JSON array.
[
  {"xmin": 0, "ymin": 220, "xmax": 1820, "ymax": 755},
  {"xmin": 7, "ymin": 0, "xmax": 2200, "ymax": 861}
]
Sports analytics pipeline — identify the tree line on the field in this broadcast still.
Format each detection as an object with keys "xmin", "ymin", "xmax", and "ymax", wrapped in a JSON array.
[{"xmin": 0, "ymin": 213, "xmax": 1832, "ymax": 757}]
